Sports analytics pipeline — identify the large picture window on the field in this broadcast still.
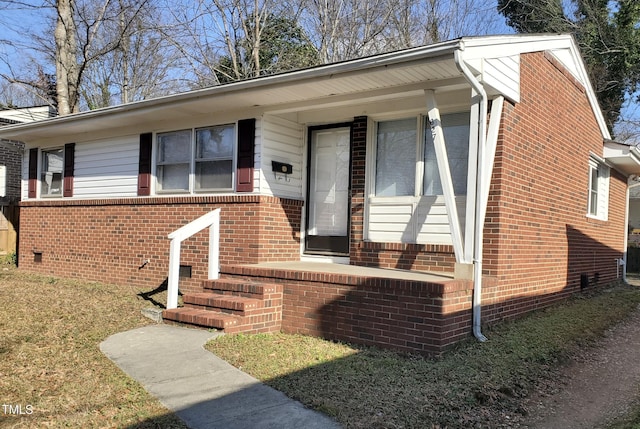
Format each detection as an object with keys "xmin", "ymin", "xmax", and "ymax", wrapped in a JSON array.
[
  {"xmin": 374, "ymin": 112, "xmax": 470, "ymax": 197},
  {"xmin": 156, "ymin": 124, "xmax": 235, "ymax": 193}
]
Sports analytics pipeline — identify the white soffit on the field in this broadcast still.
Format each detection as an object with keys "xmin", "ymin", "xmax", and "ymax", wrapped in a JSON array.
[{"xmin": 604, "ymin": 141, "xmax": 640, "ymax": 175}]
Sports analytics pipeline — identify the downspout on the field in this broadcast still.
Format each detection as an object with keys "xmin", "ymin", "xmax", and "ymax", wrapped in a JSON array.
[{"xmin": 455, "ymin": 47, "xmax": 488, "ymax": 342}]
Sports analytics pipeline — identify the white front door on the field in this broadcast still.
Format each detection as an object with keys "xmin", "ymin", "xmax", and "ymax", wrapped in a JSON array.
[{"xmin": 306, "ymin": 126, "xmax": 351, "ymax": 255}]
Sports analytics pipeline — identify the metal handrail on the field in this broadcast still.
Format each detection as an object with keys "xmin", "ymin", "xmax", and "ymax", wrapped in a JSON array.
[{"xmin": 166, "ymin": 208, "xmax": 221, "ymax": 309}]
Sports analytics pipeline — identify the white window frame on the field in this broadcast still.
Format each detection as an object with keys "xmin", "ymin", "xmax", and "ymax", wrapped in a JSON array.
[
  {"xmin": 154, "ymin": 123, "xmax": 236, "ymax": 194},
  {"xmin": 587, "ymin": 155, "xmax": 610, "ymax": 221},
  {"xmin": 40, "ymin": 147, "xmax": 64, "ymax": 198}
]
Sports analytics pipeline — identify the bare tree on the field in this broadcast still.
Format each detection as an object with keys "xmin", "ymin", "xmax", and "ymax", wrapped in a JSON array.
[
  {"xmin": 80, "ymin": 0, "xmax": 186, "ymax": 108},
  {"xmin": 162, "ymin": 0, "xmax": 317, "ymax": 87},
  {"xmin": 300, "ymin": 0, "xmax": 510, "ymax": 63},
  {"xmin": 0, "ymin": 0, "xmax": 168, "ymax": 114}
]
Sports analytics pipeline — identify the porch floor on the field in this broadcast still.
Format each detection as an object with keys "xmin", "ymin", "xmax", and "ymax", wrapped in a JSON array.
[{"xmin": 230, "ymin": 261, "xmax": 455, "ymax": 282}]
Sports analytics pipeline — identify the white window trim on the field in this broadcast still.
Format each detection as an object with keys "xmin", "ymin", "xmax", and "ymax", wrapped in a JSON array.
[
  {"xmin": 586, "ymin": 155, "xmax": 610, "ymax": 221},
  {"xmin": 152, "ymin": 123, "xmax": 237, "ymax": 195}
]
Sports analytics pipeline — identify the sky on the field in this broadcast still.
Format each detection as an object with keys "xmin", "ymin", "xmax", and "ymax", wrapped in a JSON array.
[{"xmin": 0, "ymin": 1, "xmax": 637, "ymax": 142}]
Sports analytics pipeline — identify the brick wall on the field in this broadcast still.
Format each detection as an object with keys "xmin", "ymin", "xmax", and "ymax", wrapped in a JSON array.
[
  {"xmin": 223, "ymin": 264, "xmax": 475, "ymax": 355},
  {"xmin": 480, "ymin": 51, "xmax": 627, "ymax": 324},
  {"xmin": 0, "ymin": 139, "xmax": 23, "ymax": 202},
  {"xmin": 18, "ymin": 195, "xmax": 302, "ymax": 293}
]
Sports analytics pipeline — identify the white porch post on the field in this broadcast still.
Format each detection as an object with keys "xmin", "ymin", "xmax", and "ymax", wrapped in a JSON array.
[
  {"xmin": 425, "ymin": 89, "xmax": 465, "ymax": 263},
  {"xmin": 209, "ymin": 209, "xmax": 220, "ymax": 280},
  {"xmin": 167, "ymin": 238, "xmax": 181, "ymax": 310},
  {"xmin": 480, "ymin": 96, "xmax": 504, "ymax": 224}
]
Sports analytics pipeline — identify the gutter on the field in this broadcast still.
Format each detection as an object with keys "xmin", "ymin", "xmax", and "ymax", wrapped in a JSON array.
[{"xmin": 454, "ymin": 46, "xmax": 488, "ymax": 342}]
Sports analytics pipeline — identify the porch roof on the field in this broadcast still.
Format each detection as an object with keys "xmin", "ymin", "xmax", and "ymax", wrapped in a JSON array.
[
  {"xmin": 0, "ymin": 34, "xmax": 610, "ymax": 144},
  {"xmin": 603, "ymin": 140, "xmax": 640, "ymax": 176}
]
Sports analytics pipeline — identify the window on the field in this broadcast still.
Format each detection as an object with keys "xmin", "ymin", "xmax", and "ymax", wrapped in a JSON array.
[
  {"xmin": 156, "ymin": 124, "xmax": 235, "ymax": 193},
  {"xmin": 195, "ymin": 125, "xmax": 234, "ymax": 190},
  {"xmin": 41, "ymin": 148, "xmax": 64, "ymax": 197},
  {"xmin": 374, "ymin": 112, "xmax": 469, "ymax": 197},
  {"xmin": 587, "ymin": 157, "xmax": 609, "ymax": 220},
  {"xmin": 375, "ymin": 118, "xmax": 416, "ymax": 196},
  {"xmin": 424, "ymin": 112, "xmax": 470, "ymax": 196}
]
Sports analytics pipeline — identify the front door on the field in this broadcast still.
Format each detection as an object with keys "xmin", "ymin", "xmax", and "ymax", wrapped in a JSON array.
[{"xmin": 306, "ymin": 125, "xmax": 351, "ymax": 255}]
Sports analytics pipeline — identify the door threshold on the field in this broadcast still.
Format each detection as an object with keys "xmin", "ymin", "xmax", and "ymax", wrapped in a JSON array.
[{"xmin": 301, "ymin": 254, "xmax": 350, "ymax": 264}]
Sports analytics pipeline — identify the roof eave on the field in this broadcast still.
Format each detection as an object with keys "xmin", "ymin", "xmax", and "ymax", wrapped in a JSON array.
[
  {"xmin": 604, "ymin": 140, "xmax": 640, "ymax": 176},
  {"xmin": 0, "ymin": 39, "xmax": 463, "ymax": 142}
]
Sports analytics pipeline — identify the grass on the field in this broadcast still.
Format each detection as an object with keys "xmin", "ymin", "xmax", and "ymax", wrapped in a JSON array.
[
  {"xmin": 207, "ymin": 283, "xmax": 640, "ymax": 428},
  {"xmin": 0, "ymin": 267, "xmax": 187, "ymax": 428},
  {"xmin": 4, "ymin": 264, "xmax": 640, "ymax": 428}
]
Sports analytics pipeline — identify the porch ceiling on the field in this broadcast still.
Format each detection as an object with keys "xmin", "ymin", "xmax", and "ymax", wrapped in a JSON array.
[{"xmin": 0, "ymin": 52, "xmax": 464, "ymax": 143}]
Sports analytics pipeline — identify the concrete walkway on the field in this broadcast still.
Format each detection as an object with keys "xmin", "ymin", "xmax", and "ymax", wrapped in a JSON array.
[{"xmin": 100, "ymin": 324, "xmax": 341, "ymax": 429}]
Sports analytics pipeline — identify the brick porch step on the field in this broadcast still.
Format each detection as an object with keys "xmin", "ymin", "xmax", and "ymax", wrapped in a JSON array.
[
  {"xmin": 183, "ymin": 292, "xmax": 263, "ymax": 315},
  {"xmin": 162, "ymin": 307, "xmax": 242, "ymax": 330},
  {"xmin": 162, "ymin": 278, "xmax": 283, "ymax": 334}
]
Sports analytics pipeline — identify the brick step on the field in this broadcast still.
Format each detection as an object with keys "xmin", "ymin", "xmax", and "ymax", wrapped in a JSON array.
[
  {"xmin": 162, "ymin": 278, "xmax": 284, "ymax": 335},
  {"xmin": 162, "ymin": 308, "xmax": 242, "ymax": 330},
  {"xmin": 183, "ymin": 292, "xmax": 264, "ymax": 315},
  {"xmin": 203, "ymin": 278, "xmax": 281, "ymax": 298}
]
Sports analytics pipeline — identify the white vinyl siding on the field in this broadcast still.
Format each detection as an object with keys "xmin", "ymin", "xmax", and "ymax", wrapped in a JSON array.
[
  {"xmin": 260, "ymin": 115, "xmax": 303, "ymax": 199},
  {"xmin": 368, "ymin": 196, "xmax": 466, "ymax": 245},
  {"xmin": 74, "ymin": 137, "xmax": 139, "ymax": 197}
]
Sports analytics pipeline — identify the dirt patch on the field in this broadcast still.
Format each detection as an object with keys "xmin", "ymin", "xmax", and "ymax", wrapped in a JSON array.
[{"xmin": 520, "ymin": 281, "xmax": 640, "ymax": 428}]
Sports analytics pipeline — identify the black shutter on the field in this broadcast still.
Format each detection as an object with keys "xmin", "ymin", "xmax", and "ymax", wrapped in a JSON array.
[
  {"xmin": 63, "ymin": 143, "xmax": 75, "ymax": 197},
  {"xmin": 236, "ymin": 118, "xmax": 255, "ymax": 192},
  {"xmin": 138, "ymin": 133, "xmax": 153, "ymax": 196},
  {"xmin": 28, "ymin": 148, "xmax": 38, "ymax": 198}
]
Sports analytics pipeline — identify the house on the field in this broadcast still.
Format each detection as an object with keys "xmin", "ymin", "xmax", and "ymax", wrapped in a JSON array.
[
  {"xmin": 0, "ymin": 34, "xmax": 638, "ymax": 355},
  {"xmin": 0, "ymin": 106, "xmax": 56, "ymax": 255}
]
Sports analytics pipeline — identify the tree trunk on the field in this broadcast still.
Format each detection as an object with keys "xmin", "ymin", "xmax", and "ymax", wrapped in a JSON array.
[{"xmin": 55, "ymin": 0, "xmax": 80, "ymax": 115}]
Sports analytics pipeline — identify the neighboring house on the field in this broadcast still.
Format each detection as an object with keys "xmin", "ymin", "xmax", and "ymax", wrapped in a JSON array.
[
  {"xmin": 1, "ymin": 35, "xmax": 639, "ymax": 355},
  {"xmin": 0, "ymin": 106, "xmax": 56, "ymax": 255},
  {"xmin": 628, "ymin": 184, "xmax": 640, "ymax": 243}
]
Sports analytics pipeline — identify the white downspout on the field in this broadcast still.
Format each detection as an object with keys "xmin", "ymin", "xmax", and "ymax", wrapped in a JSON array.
[{"xmin": 455, "ymin": 48, "xmax": 488, "ymax": 342}]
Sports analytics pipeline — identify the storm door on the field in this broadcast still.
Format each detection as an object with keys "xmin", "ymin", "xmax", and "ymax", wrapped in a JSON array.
[{"xmin": 306, "ymin": 125, "xmax": 351, "ymax": 255}]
